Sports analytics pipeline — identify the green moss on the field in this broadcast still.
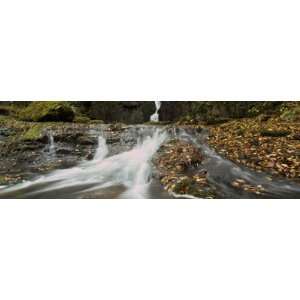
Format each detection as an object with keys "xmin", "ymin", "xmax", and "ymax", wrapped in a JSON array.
[
  {"xmin": 248, "ymin": 102, "xmax": 282, "ymax": 117},
  {"xmin": 18, "ymin": 101, "xmax": 75, "ymax": 122},
  {"xmin": 0, "ymin": 115, "xmax": 11, "ymax": 122},
  {"xmin": 74, "ymin": 116, "xmax": 91, "ymax": 123},
  {"xmin": 0, "ymin": 175, "xmax": 7, "ymax": 185},
  {"xmin": 280, "ymin": 105, "xmax": 300, "ymax": 122},
  {"xmin": 90, "ymin": 120, "xmax": 104, "ymax": 124},
  {"xmin": 22, "ymin": 124, "xmax": 46, "ymax": 141}
]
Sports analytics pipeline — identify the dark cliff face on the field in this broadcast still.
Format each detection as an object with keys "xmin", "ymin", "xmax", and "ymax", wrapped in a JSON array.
[
  {"xmin": 86, "ymin": 101, "xmax": 193, "ymax": 123},
  {"xmin": 86, "ymin": 101, "xmax": 272, "ymax": 123},
  {"xmin": 159, "ymin": 101, "xmax": 193, "ymax": 121},
  {"xmin": 160, "ymin": 101, "xmax": 283, "ymax": 122},
  {"xmin": 87, "ymin": 101, "xmax": 156, "ymax": 124}
]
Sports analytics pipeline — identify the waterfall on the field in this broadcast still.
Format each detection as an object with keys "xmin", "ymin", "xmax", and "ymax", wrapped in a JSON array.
[
  {"xmin": 94, "ymin": 136, "xmax": 109, "ymax": 161},
  {"xmin": 49, "ymin": 133, "xmax": 56, "ymax": 156},
  {"xmin": 0, "ymin": 129, "xmax": 168, "ymax": 198},
  {"xmin": 150, "ymin": 101, "xmax": 161, "ymax": 122}
]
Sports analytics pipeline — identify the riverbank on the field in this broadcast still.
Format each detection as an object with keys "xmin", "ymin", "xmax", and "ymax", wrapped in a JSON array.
[{"xmin": 207, "ymin": 116, "xmax": 300, "ymax": 183}]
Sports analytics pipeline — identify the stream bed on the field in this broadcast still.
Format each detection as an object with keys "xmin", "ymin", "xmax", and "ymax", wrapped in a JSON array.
[{"xmin": 0, "ymin": 125, "xmax": 299, "ymax": 199}]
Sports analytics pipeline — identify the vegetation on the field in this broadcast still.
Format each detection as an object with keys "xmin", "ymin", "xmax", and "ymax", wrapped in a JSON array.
[
  {"xmin": 280, "ymin": 102, "xmax": 300, "ymax": 122},
  {"xmin": 18, "ymin": 101, "xmax": 75, "ymax": 122},
  {"xmin": 74, "ymin": 115, "xmax": 91, "ymax": 123},
  {"xmin": 22, "ymin": 124, "xmax": 47, "ymax": 141}
]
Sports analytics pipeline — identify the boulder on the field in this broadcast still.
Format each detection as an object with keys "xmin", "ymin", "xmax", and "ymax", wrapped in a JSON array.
[{"xmin": 19, "ymin": 101, "xmax": 75, "ymax": 122}]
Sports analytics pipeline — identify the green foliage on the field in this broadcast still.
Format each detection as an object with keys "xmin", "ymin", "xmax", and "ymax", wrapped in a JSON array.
[
  {"xmin": 248, "ymin": 102, "xmax": 282, "ymax": 117},
  {"xmin": 280, "ymin": 105, "xmax": 300, "ymax": 122}
]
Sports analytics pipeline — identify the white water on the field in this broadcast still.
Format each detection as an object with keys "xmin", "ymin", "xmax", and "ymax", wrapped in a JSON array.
[
  {"xmin": 150, "ymin": 101, "xmax": 161, "ymax": 122},
  {"xmin": 2, "ymin": 129, "xmax": 168, "ymax": 198},
  {"xmin": 94, "ymin": 136, "xmax": 109, "ymax": 161},
  {"xmin": 49, "ymin": 133, "xmax": 56, "ymax": 156}
]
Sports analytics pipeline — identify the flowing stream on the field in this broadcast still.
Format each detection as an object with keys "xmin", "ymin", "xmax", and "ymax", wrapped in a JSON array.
[
  {"xmin": 0, "ymin": 125, "xmax": 299, "ymax": 199},
  {"xmin": 48, "ymin": 132, "xmax": 56, "ymax": 156},
  {"xmin": 150, "ymin": 101, "xmax": 161, "ymax": 122},
  {"xmin": 0, "ymin": 127, "xmax": 170, "ymax": 199}
]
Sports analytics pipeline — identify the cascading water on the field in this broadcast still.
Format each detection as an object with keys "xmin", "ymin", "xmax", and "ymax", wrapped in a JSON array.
[
  {"xmin": 0, "ymin": 128, "xmax": 168, "ymax": 199},
  {"xmin": 1, "ymin": 125, "xmax": 299, "ymax": 199},
  {"xmin": 150, "ymin": 101, "xmax": 161, "ymax": 122},
  {"xmin": 48, "ymin": 133, "xmax": 56, "ymax": 156},
  {"xmin": 94, "ymin": 136, "xmax": 109, "ymax": 161}
]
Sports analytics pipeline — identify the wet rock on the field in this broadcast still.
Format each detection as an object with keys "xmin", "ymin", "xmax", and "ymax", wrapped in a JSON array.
[
  {"xmin": 85, "ymin": 152, "xmax": 94, "ymax": 160},
  {"xmin": 54, "ymin": 132, "xmax": 83, "ymax": 143},
  {"xmin": 0, "ymin": 128, "xmax": 15, "ymax": 137},
  {"xmin": 106, "ymin": 136, "xmax": 120, "ymax": 144},
  {"xmin": 56, "ymin": 148, "xmax": 72, "ymax": 155},
  {"xmin": 19, "ymin": 143, "xmax": 44, "ymax": 151},
  {"xmin": 77, "ymin": 136, "xmax": 97, "ymax": 145},
  {"xmin": 53, "ymin": 131, "xmax": 97, "ymax": 146},
  {"xmin": 108, "ymin": 123, "xmax": 127, "ymax": 132}
]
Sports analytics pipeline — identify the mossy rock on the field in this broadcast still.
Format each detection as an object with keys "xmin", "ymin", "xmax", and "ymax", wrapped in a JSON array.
[
  {"xmin": 19, "ymin": 101, "xmax": 75, "ymax": 122},
  {"xmin": 0, "ymin": 175, "xmax": 8, "ymax": 185},
  {"xmin": 21, "ymin": 124, "xmax": 49, "ymax": 143},
  {"xmin": 90, "ymin": 119, "xmax": 104, "ymax": 124},
  {"xmin": 280, "ymin": 105, "xmax": 300, "ymax": 122},
  {"xmin": 74, "ymin": 116, "xmax": 91, "ymax": 123}
]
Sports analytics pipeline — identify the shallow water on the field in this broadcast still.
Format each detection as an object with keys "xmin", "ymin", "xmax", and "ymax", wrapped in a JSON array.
[
  {"xmin": 0, "ymin": 126, "xmax": 299, "ymax": 199},
  {"xmin": 178, "ymin": 129, "xmax": 300, "ymax": 199},
  {"xmin": 0, "ymin": 127, "xmax": 170, "ymax": 199}
]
